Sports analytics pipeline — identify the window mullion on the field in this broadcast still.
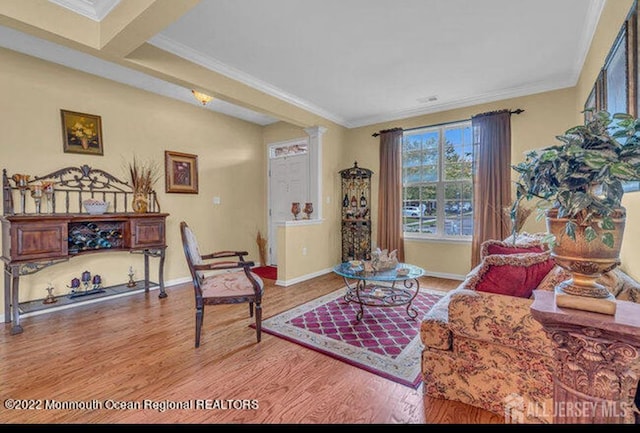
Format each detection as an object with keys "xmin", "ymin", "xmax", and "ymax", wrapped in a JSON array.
[{"xmin": 436, "ymin": 130, "xmax": 444, "ymax": 236}]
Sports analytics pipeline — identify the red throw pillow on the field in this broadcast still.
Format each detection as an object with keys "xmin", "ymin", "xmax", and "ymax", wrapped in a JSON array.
[
  {"xmin": 466, "ymin": 252, "xmax": 556, "ymax": 298},
  {"xmin": 480, "ymin": 239, "xmax": 545, "ymax": 261}
]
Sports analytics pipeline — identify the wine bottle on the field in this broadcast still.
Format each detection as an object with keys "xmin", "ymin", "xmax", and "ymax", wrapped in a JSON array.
[
  {"xmin": 360, "ymin": 192, "xmax": 367, "ymax": 207},
  {"xmin": 350, "ymin": 195, "xmax": 357, "ymax": 207},
  {"xmin": 342, "ymin": 194, "xmax": 349, "ymax": 207}
]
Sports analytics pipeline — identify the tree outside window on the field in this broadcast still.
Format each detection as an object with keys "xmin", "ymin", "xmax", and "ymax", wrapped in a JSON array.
[{"xmin": 402, "ymin": 121, "xmax": 473, "ymax": 239}]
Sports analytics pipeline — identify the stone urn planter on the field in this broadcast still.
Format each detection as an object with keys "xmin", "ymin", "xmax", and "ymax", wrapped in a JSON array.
[{"xmin": 545, "ymin": 208, "xmax": 626, "ymax": 314}]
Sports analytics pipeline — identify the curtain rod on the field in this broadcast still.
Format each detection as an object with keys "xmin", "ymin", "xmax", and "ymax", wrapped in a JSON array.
[{"xmin": 371, "ymin": 108, "xmax": 524, "ymax": 137}]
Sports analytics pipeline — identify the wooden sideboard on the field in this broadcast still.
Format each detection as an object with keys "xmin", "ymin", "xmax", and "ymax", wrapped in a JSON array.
[{"xmin": 2, "ymin": 165, "xmax": 169, "ymax": 335}]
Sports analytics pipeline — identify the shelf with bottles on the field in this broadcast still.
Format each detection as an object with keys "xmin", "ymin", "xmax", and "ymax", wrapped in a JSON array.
[
  {"xmin": 341, "ymin": 184, "xmax": 371, "ymax": 221},
  {"xmin": 67, "ymin": 221, "xmax": 125, "ymax": 254}
]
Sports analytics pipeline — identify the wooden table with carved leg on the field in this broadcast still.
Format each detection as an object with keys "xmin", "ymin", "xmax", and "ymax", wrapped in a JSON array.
[{"xmin": 530, "ymin": 290, "xmax": 640, "ymax": 424}]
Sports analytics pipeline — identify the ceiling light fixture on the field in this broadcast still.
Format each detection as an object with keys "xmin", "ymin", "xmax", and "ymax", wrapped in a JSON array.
[{"xmin": 192, "ymin": 90, "xmax": 213, "ymax": 106}]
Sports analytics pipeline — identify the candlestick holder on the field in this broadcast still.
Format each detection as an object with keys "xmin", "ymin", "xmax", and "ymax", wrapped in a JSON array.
[
  {"xmin": 127, "ymin": 267, "xmax": 137, "ymax": 288},
  {"xmin": 30, "ymin": 184, "xmax": 43, "ymax": 214},
  {"xmin": 12, "ymin": 174, "xmax": 30, "ymax": 214},
  {"xmin": 43, "ymin": 284, "xmax": 57, "ymax": 304},
  {"xmin": 81, "ymin": 270, "xmax": 91, "ymax": 292},
  {"xmin": 43, "ymin": 182, "xmax": 54, "ymax": 213}
]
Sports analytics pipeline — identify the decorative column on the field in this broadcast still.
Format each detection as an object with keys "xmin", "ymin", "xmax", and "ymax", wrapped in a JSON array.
[
  {"xmin": 530, "ymin": 290, "xmax": 640, "ymax": 424},
  {"xmin": 303, "ymin": 125, "xmax": 327, "ymax": 220}
]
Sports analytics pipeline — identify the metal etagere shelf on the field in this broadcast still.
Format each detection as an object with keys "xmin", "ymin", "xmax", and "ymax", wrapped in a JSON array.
[{"xmin": 339, "ymin": 161, "xmax": 373, "ymax": 262}]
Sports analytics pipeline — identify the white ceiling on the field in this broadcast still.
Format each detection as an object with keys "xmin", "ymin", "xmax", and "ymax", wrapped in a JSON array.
[{"xmin": 6, "ymin": 0, "xmax": 606, "ymax": 128}]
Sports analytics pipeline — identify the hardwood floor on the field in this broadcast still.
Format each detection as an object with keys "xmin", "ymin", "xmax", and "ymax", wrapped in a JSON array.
[{"xmin": 0, "ymin": 272, "xmax": 503, "ymax": 424}]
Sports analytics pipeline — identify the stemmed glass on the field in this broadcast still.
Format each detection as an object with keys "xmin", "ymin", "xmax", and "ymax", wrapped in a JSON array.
[
  {"xmin": 30, "ymin": 184, "xmax": 43, "ymax": 214},
  {"xmin": 291, "ymin": 202, "xmax": 301, "ymax": 220},
  {"xmin": 12, "ymin": 174, "xmax": 30, "ymax": 214},
  {"xmin": 303, "ymin": 202, "xmax": 313, "ymax": 219},
  {"xmin": 43, "ymin": 182, "xmax": 54, "ymax": 213}
]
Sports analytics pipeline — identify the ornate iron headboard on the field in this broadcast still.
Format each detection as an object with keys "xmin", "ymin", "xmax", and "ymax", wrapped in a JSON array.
[{"xmin": 2, "ymin": 164, "xmax": 160, "ymax": 215}]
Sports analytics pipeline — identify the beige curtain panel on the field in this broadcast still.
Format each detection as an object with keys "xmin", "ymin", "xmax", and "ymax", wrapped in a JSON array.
[
  {"xmin": 377, "ymin": 127, "xmax": 405, "ymax": 262},
  {"xmin": 470, "ymin": 109, "xmax": 512, "ymax": 268}
]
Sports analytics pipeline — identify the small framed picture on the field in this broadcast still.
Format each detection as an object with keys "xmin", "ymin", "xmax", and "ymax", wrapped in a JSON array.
[
  {"xmin": 61, "ymin": 109, "xmax": 104, "ymax": 155},
  {"xmin": 165, "ymin": 150, "xmax": 198, "ymax": 194}
]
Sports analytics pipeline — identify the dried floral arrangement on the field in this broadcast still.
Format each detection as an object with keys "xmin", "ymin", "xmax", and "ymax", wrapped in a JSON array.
[
  {"xmin": 127, "ymin": 156, "xmax": 161, "ymax": 195},
  {"xmin": 503, "ymin": 200, "xmax": 534, "ymax": 234},
  {"xmin": 256, "ymin": 231, "xmax": 268, "ymax": 266}
]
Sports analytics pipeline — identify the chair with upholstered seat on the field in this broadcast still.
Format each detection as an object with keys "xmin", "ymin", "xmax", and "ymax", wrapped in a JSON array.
[{"xmin": 179, "ymin": 221, "xmax": 264, "ymax": 348}]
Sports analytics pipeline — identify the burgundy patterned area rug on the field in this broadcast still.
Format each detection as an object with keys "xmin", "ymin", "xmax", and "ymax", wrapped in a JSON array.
[{"xmin": 259, "ymin": 287, "xmax": 445, "ymax": 388}]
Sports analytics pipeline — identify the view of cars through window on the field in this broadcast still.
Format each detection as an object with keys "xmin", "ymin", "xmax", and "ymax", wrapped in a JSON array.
[{"xmin": 401, "ymin": 120, "xmax": 473, "ymax": 238}]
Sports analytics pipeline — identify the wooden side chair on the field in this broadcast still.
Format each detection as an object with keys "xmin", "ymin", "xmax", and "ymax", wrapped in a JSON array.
[{"xmin": 179, "ymin": 221, "xmax": 264, "ymax": 348}]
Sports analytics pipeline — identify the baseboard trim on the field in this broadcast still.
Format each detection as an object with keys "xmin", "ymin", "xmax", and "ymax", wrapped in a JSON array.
[
  {"xmin": 0, "ymin": 271, "xmax": 465, "ymax": 323},
  {"xmin": 424, "ymin": 270, "xmax": 466, "ymax": 281},
  {"xmin": 275, "ymin": 267, "xmax": 333, "ymax": 287}
]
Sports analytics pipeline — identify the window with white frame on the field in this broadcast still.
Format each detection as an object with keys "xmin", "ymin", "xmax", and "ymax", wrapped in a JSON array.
[{"xmin": 402, "ymin": 121, "xmax": 473, "ymax": 240}]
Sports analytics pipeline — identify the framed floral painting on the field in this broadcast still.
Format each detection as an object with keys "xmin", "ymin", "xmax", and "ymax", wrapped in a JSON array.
[
  {"xmin": 165, "ymin": 150, "xmax": 198, "ymax": 194},
  {"xmin": 61, "ymin": 109, "xmax": 104, "ymax": 155}
]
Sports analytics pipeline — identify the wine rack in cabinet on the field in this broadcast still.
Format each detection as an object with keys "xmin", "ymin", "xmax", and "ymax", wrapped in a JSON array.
[
  {"xmin": 339, "ymin": 162, "xmax": 373, "ymax": 262},
  {"xmin": 68, "ymin": 220, "xmax": 125, "ymax": 253}
]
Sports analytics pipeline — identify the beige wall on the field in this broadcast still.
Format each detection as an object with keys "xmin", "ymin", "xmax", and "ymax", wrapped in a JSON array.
[
  {"xmin": 574, "ymin": 0, "xmax": 640, "ymax": 280},
  {"xmin": 345, "ymin": 88, "xmax": 577, "ymax": 277},
  {"xmin": 0, "ymin": 47, "xmax": 265, "ymax": 305}
]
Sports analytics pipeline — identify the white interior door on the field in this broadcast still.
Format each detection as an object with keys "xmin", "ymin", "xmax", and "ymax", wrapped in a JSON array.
[{"xmin": 268, "ymin": 150, "xmax": 309, "ymax": 266}]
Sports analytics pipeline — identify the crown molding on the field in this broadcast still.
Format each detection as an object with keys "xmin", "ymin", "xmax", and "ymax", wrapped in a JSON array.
[
  {"xmin": 48, "ymin": 0, "xmax": 121, "ymax": 22},
  {"xmin": 148, "ymin": 34, "xmax": 349, "ymax": 127},
  {"xmin": 0, "ymin": 25, "xmax": 277, "ymax": 126},
  {"xmin": 567, "ymin": 0, "xmax": 606, "ymax": 85},
  {"xmin": 347, "ymin": 77, "xmax": 576, "ymax": 128}
]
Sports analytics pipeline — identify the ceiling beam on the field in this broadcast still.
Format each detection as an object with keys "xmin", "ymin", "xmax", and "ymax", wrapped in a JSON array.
[
  {"xmin": 123, "ymin": 42, "xmax": 323, "ymax": 128},
  {"xmin": 0, "ymin": 0, "xmax": 99, "ymax": 49},
  {"xmin": 100, "ymin": 0, "xmax": 200, "ymax": 57},
  {"xmin": 0, "ymin": 0, "xmax": 332, "ymax": 129}
]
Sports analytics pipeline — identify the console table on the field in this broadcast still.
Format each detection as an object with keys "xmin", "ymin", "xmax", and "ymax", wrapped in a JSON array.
[{"xmin": 2, "ymin": 165, "xmax": 169, "ymax": 335}]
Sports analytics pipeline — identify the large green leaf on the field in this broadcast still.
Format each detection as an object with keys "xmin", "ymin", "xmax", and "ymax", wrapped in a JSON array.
[
  {"xmin": 584, "ymin": 226, "xmax": 597, "ymax": 242},
  {"xmin": 610, "ymin": 162, "xmax": 638, "ymax": 179},
  {"xmin": 539, "ymin": 149, "xmax": 558, "ymax": 162},
  {"xmin": 601, "ymin": 232, "xmax": 615, "ymax": 248},
  {"xmin": 565, "ymin": 221, "xmax": 577, "ymax": 241},
  {"xmin": 600, "ymin": 216, "xmax": 615, "ymax": 230}
]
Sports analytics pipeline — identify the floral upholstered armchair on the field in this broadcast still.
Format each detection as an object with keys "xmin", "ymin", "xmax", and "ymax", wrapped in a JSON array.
[{"xmin": 420, "ymin": 233, "xmax": 640, "ymax": 424}]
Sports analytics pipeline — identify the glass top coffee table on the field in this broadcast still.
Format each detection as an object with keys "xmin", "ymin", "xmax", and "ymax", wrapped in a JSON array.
[{"xmin": 332, "ymin": 262, "xmax": 425, "ymax": 321}]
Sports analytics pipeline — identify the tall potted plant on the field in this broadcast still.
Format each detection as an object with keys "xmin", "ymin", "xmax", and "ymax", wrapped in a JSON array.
[{"xmin": 511, "ymin": 110, "xmax": 640, "ymax": 314}]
